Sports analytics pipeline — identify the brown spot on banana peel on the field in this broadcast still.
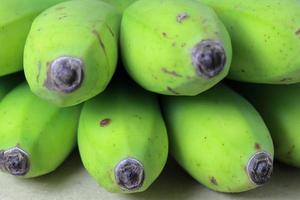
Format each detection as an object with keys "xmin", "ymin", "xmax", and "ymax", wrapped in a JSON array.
[
  {"xmin": 44, "ymin": 56, "xmax": 84, "ymax": 93},
  {"xmin": 36, "ymin": 61, "xmax": 42, "ymax": 82},
  {"xmin": 167, "ymin": 87, "xmax": 180, "ymax": 95},
  {"xmin": 247, "ymin": 151, "xmax": 273, "ymax": 186},
  {"xmin": 100, "ymin": 118, "xmax": 111, "ymax": 127},
  {"xmin": 55, "ymin": 6, "xmax": 66, "ymax": 11},
  {"xmin": 92, "ymin": 30, "xmax": 106, "ymax": 53},
  {"xmin": 0, "ymin": 147, "xmax": 30, "ymax": 176},
  {"xmin": 295, "ymin": 28, "xmax": 300, "ymax": 36},
  {"xmin": 105, "ymin": 24, "xmax": 115, "ymax": 37},
  {"xmin": 161, "ymin": 67, "xmax": 182, "ymax": 77},
  {"xmin": 287, "ymin": 145, "xmax": 295, "ymax": 158},
  {"xmin": 58, "ymin": 16, "xmax": 67, "ymax": 20},
  {"xmin": 115, "ymin": 158, "xmax": 144, "ymax": 191},
  {"xmin": 92, "ymin": 29, "xmax": 110, "ymax": 66},
  {"xmin": 210, "ymin": 176, "xmax": 218, "ymax": 185},
  {"xmin": 191, "ymin": 40, "xmax": 226, "ymax": 79},
  {"xmin": 280, "ymin": 77, "xmax": 293, "ymax": 83},
  {"xmin": 176, "ymin": 12, "xmax": 189, "ymax": 23},
  {"xmin": 255, "ymin": 143, "xmax": 261, "ymax": 151}
]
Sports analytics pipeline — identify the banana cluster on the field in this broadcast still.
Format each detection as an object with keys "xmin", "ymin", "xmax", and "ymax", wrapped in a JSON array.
[{"xmin": 0, "ymin": 0, "xmax": 300, "ymax": 195}]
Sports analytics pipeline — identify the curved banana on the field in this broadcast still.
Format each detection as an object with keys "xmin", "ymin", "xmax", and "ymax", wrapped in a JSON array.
[
  {"xmin": 199, "ymin": 0, "xmax": 300, "ymax": 84},
  {"xmin": 24, "ymin": 0, "xmax": 121, "ymax": 107},
  {"xmin": 78, "ymin": 78, "xmax": 168, "ymax": 193},
  {"xmin": 231, "ymin": 83, "xmax": 300, "ymax": 168},
  {"xmin": 120, "ymin": 0, "xmax": 232, "ymax": 96},
  {"xmin": 0, "ymin": 82, "xmax": 81, "ymax": 178},
  {"xmin": 162, "ymin": 84, "xmax": 274, "ymax": 193},
  {"xmin": 0, "ymin": 0, "xmax": 65, "ymax": 76}
]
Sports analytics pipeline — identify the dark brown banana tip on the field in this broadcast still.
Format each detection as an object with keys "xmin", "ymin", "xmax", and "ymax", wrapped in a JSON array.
[
  {"xmin": 45, "ymin": 56, "xmax": 84, "ymax": 93},
  {"xmin": 0, "ymin": 147, "xmax": 30, "ymax": 176},
  {"xmin": 115, "ymin": 158, "xmax": 144, "ymax": 191},
  {"xmin": 192, "ymin": 39, "xmax": 226, "ymax": 78},
  {"xmin": 247, "ymin": 151, "xmax": 273, "ymax": 185}
]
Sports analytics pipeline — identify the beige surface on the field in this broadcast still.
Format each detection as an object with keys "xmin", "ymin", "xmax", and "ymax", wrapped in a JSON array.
[{"xmin": 0, "ymin": 150, "xmax": 298, "ymax": 200}]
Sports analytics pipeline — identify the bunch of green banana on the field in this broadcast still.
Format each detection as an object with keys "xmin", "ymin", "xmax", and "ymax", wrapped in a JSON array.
[
  {"xmin": 230, "ymin": 83, "xmax": 300, "ymax": 168},
  {"xmin": 162, "ymin": 84, "xmax": 274, "ymax": 193},
  {"xmin": 0, "ymin": 82, "xmax": 81, "ymax": 178},
  {"xmin": 199, "ymin": 0, "xmax": 300, "ymax": 84},
  {"xmin": 78, "ymin": 77, "xmax": 168, "ymax": 193},
  {"xmin": 0, "ymin": 0, "xmax": 66, "ymax": 76},
  {"xmin": 121, "ymin": 0, "xmax": 232, "ymax": 96},
  {"xmin": 24, "ymin": 0, "xmax": 122, "ymax": 107}
]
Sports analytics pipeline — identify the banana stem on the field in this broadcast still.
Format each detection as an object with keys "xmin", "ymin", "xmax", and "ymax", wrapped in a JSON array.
[
  {"xmin": 0, "ymin": 147, "xmax": 30, "ymax": 176},
  {"xmin": 45, "ymin": 56, "xmax": 84, "ymax": 93},
  {"xmin": 192, "ymin": 39, "xmax": 226, "ymax": 79},
  {"xmin": 247, "ymin": 151, "xmax": 273, "ymax": 185},
  {"xmin": 115, "ymin": 158, "xmax": 144, "ymax": 191}
]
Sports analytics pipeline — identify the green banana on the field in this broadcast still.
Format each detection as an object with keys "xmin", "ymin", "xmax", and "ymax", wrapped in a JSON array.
[
  {"xmin": 24, "ymin": 0, "xmax": 121, "ymax": 107},
  {"xmin": 120, "ymin": 0, "xmax": 232, "ymax": 96},
  {"xmin": 230, "ymin": 83, "xmax": 300, "ymax": 168},
  {"xmin": 0, "ymin": 0, "xmax": 66, "ymax": 76},
  {"xmin": 162, "ymin": 84, "xmax": 274, "ymax": 193},
  {"xmin": 78, "ymin": 78, "xmax": 168, "ymax": 193},
  {"xmin": 0, "ymin": 82, "xmax": 81, "ymax": 178},
  {"xmin": 199, "ymin": 0, "xmax": 300, "ymax": 84}
]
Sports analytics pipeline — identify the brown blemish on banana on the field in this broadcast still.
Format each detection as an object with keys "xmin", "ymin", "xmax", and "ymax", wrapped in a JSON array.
[
  {"xmin": 210, "ymin": 176, "xmax": 218, "ymax": 185},
  {"xmin": 287, "ymin": 145, "xmax": 295, "ymax": 157},
  {"xmin": 161, "ymin": 67, "xmax": 182, "ymax": 77},
  {"xmin": 92, "ymin": 29, "xmax": 108, "ymax": 59},
  {"xmin": 58, "ymin": 15, "xmax": 67, "ymax": 20},
  {"xmin": 280, "ymin": 77, "xmax": 293, "ymax": 82},
  {"xmin": 176, "ymin": 12, "xmax": 189, "ymax": 23},
  {"xmin": 167, "ymin": 87, "xmax": 180, "ymax": 95},
  {"xmin": 295, "ymin": 28, "xmax": 300, "ymax": 36},
  {"xmin": 0, "ymin": 146, "xmax": 30, "ymax": 176},
  {"xmin": 36, "ymin": 61, "xmax": 42, "ymax": 82},
  {"xmin": 100, "ymin": 118, "xmax": 111, "ymax": 127},
  {"xmin": 105, "ymin": 24, "xmax": 115, "ymax": 37},
  {"xmin": 133, "ymin": 114, "xmax": 142, "ymax": 120},
  {"xmin": 92, "ymin": 29, "xmax": 110, "ymax": 67},
  {"xmin": 44, "ymin": 56, "xmax": 84, "ymax": 93},
  {"xmin": 55, "ymin": 6, "xmax": 66, "ymax": 11},
  {"xmin": 255, "ymin": 143, "xmax": 261, "ymax": 151},
  {"xmin": 162, "ymin": 32, "xmax": 168, "ymax": 37}
]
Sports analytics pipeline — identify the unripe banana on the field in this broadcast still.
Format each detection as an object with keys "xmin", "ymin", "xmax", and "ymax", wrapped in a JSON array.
[
  {"xmin": 120, "ymin": 0, "xmax": 232, "ymax": 96},
  {"xmin": 78, "ymin": 78, "xmax": 168, "ymax": 193},
  {"xmin": 0, "ymin": 82, "xmax": 81, "ymax": 178},
  {"xmin": 230, "ymin": 83, "xmax": 300, "ymax": 168},
  {"xmin": 199, "ymin": 0, "xmax": 300, "ymax": 84},
  {"xmin": 162, "ymin": 84, "xmax": 274, "ymax": 193},
  {"xmin": 24, "ymin": 0, "xmax": 121, "ymax": 107},
  {"xmin": 0, "ymin": 0, "xmax": 66, "ymax": 76}
]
